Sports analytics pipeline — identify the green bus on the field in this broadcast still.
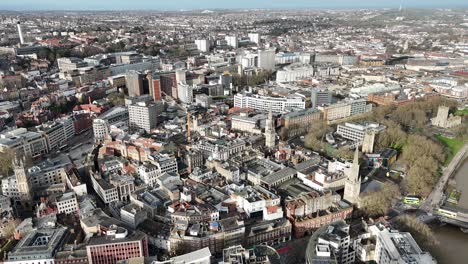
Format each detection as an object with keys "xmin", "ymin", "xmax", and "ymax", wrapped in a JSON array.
[{"xmin": 403, "ymin": 196, "xmax": 421, "ymax": 205}]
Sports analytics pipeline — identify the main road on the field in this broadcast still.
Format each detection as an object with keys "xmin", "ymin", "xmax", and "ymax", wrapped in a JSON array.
[{"xmin": 420, "ymin": 143, "xmax": 468, "ymax": 213}]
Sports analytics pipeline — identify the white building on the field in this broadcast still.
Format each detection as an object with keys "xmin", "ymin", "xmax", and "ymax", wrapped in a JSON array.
[
  {"xmin": 93, "ymin": 106, "xmax": 129, "ymax": 142},
  {"xmin": 0, "ymin": 128, "xmax": 48, "ymax": 158},
  {"xmin": 370, "ymin": 225, "xmax": 436, "ymax": 264},
  {"xmin": 36, "ymin": 119, "xmax": 75, "ymax": 151},
  {"xmin": 195, "ymin": 39, "xmax": 210, "ymax": 52},
  {"xmin": 337, "ymin": 122, "xmax": 386, "ymax": 142},
  {"xmin": 138, "ymin": 163, "xmax": 160, "ymax": 187},
  {"xmin": 258, "ymin": 49, "xmax": 275, "ymax": 70},
  {"xmin": 225, "ymin": 35, "xmax": 238, "ymax": 48},
  {"xmin": 276, "ymin": 64, "xmax": 315, "ymax": 83},
  {"xmin": 178, "ymin": 82, "xmax": 194, "ymax": 104},
  {"xmin": 234, "ymin": 92, "xmax": 306, "ymax": 113},
  {"xmin": 128, "ymin": 101, "xmax": 158, "ymax": 133},
  {"xmin": 55, "ymin": 192, "xmax": 79, "ymax": 215},
  {"xmin": 248, "ymin": 33, "xmax": 261, "ymax": 44}
]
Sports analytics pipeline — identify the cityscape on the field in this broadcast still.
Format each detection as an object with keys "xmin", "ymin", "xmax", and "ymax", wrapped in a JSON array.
[{"xmin": 0, "ymin": 2, "xmax": 467, "ymax": 264}]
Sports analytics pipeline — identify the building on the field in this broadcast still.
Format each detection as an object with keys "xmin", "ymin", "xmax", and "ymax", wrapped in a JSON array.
[
  {"xmin": 178, "ymin": 82, "xmax": 194, "ymax": 104},
  {"xmin": 148, "ymin": 73, "xmax": 162, "ymax": 101},
  {"xmin": 431, "ymin": 105, "xmax": 462, "ymax": 128},
  {"xmin": 138, "ymin": 162, "xmax": 160, "ymax": 187},
  {"xmin": 154, "ymin": 247, "xmax": 211, "ymax": 264},
  {"xmin": 248, "ymin": 33, "xmax": 261, "ymax": 44},
  {"xmin": 225, "ymin": 36, "xmax": 238, "ymax": 48},
  {"xmin": 126, "ymin": 71, "xmax": 145, "ymax": 97},
  {"xmin": 231, "ymin": 114, "xmax": 264, "ymax": 135},
  {"xmin": 336, "ymin": 122, "xmax": 385, "ymax": 143},
  {"xmin": 55, "ymin": 191, "xmax": 79, "ymax": 215},
  {"xmin": 36, "ymin": 119, "xmax": 75, "ymax": 151},
  {"xmin": 86, "ymin": 226, "xmax": 148, "ymax": 264},
  {"xmin": 320, "ymin": 100, "xmax": 372, "ymax": 122},
  {"xmin": 280, "ymin": 108, "xmax": 322, "ymax": 138},
  {"xmin": 305, "ymin": 220, "xmax": 355, "ymax": 264},
  {"xmin": 311, "ymin": 88, "xmax": 332, "ymax": 109},
  {"xmin": 258, "ymin": 49, "xmax": 275, "ymax": 70},
  {"xmin": 0, "ymin": 128, "xmax": 48, "ymax": 158},
  {"xmin": 276, "ymin": 64, "xmax": 315, "ymax": 83},
  {"xmin": 6, "ymin": 227, "xmax": 68, "ymax": 264},
  {"xmin": 195, "ymin": 39, "xmax": 210, "ymax": 52},
  {"xmin": 57, "ymin": 57, "xmax": 87, "ymax": 73},
  {"xmin": 120, "ymin": 203, "xmax": 147, "ymax": 228},
  {"xmin": 128, "ymin": 101, "xmax": 158, "ymax": 133},
  {"xmin": 160, "ymin": 73, "xmax": 177, "ymax": 98},
  {"xmin": 264, "ymin": 110, "xmax": 276, "ymax": 148},
  {"xmin": 13, "ymin": 156, "xmax": 32, "ymax": 204},
  {"xmin": 370, "ymin": 224, "xmax": 436, "ymax": 264},
  {"xmin": 343, "ymin": 149, "xmax": 361, "ymax": 205},
  {"xmin": 234, "ymin": 92, "xmax": 306, "ymax": 113},
  {"xmin": 93, "ymin": 106, "xmax": 129, "ymax": 142}
]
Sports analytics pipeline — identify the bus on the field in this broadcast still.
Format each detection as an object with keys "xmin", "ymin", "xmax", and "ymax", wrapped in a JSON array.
[
  {"xmin": 402, "ymin": 196, "xmax": 421, "ymax": 205},
  {"xmin": 435, "ymin": 208, "xmax": 458, "ymax": 219}
]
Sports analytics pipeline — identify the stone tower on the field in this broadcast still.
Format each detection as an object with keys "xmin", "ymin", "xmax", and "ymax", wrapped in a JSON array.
[
  {"xmin": 344, "ymin": 148, "xmax": 361, "ymax": 205},
  {"xmin": 362, "ymin": 130, "xmax": 375, "ymax": 154},
  {"xmin": 264, "ymin": 109, "xmax": 276, "ymax": 148},
  {"xmin": 13, "ymin": 156, "xmax": 31, "ymax": 204}
]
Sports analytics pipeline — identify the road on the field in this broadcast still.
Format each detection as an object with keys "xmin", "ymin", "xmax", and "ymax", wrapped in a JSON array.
[{"xmin": 420, "ymin": 143, "xmax": 468, "ymax": 213}]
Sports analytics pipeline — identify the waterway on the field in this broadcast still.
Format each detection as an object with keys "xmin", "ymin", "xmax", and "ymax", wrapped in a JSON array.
[{"xmin": 433, "ymin": 159, "xmax": 468, "ymax": 263}]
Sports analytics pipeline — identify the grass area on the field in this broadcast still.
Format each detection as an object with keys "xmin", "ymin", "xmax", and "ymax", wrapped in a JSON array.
[
  {"xmin": 435, "ymin": 135, "xmax": 465, "ymax": 165},
  {"xmin": 455, "ymin": 108, "xmax": 468, "ymax": 116}
]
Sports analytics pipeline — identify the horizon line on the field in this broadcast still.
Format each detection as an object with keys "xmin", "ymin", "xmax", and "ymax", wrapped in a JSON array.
[{"xmin": 1, "ymin": 6, "xmax": 468, "ymax": 12}]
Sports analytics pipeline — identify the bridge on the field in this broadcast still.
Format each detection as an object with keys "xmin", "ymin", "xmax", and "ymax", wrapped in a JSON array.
[{"xmin": 420, "ymin": 143, "xmax": 468, "ymax": 213}]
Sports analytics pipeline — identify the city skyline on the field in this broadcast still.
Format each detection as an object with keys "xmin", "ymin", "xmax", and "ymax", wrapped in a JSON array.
[{"xmin": 1, "ymin": 0, "xmax": 468, "ymax": 11}]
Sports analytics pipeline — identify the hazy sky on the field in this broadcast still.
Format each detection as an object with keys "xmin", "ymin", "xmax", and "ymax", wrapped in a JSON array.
[{"xmin": 1, "ymin": 0, "xmax": 468, "ymax": 11}]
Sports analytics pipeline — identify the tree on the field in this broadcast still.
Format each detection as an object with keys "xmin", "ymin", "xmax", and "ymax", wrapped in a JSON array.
[
  {"xmin": 107, "ymin": 92, "xmax": 125, "ymax": 106},
  {"xmin": 1, "ymin": 219, "xmax": 22, "ymax": 238},
  {"xmin": 0, "ymin": 149, "xmax": 16, "ymax": 177},
  {"xmin": 394, "ymin": 215, "xmax": 438, "ymax": 249},
  {"xmin": 376, "ymin": 121, "xmax": 407, "ymax": 151},
  {"xmin": 360, "ymin": 182, "xmax": 400, "ymax": 217}
]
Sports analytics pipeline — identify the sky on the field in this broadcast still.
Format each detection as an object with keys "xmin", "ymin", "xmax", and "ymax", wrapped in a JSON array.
[{"xmin": 1, "ymin": 0, "xmax": 468, "ymax": 11}]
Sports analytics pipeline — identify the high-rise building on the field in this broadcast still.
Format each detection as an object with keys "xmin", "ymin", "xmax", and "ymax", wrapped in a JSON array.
[
  {"xmin": 126, "ymin": 71, "xmax": 144, "ymax": 97},
  {"xmin": 264, "ymin": 110, "xmax": 276, "ymax": 148},
  {"xmin": 343, "ymin": 148, "xmax": 361, "ymax": 204},
  {"xmin": 175, "ymin": 69, "xmax": 187, "ymax": 84},
  {"xmin": 225, "ymin": 35, "xmax": 238, "ymax": 48},
  {"xmin": 258, "ymin": 49, "xmax": 276, "ymax": 70},
  {"xmin": 195, "ymin": 39, "xmax": 210, "ymax": 52},
  {"xmin": 219, "ymin": 72, "xmax": 233, "ymax": 94},
  {"xmin": 311, "ymin": 88, "xmax": 332, "ymax": 109},
  {"xmin": 178, "ymin": 82, "xmax": 194, "ymax": 104},
  {"xmin": 248, "ymin": 32, "xmax": 261, "ymax": 44},
  {"xmin": 147, "ymin": 73, "xmax": 162, "ymax": 101},
  {"xmin": 160, "ymin": 73, "xmax": 177, "ymax": 98},
  {"xmin": 17, "ymin": 22, "xmax": 24, "ymax": 45},
  {"xmin": 128, "ymin": 101, "xmax": 158, "ymax": 133}
]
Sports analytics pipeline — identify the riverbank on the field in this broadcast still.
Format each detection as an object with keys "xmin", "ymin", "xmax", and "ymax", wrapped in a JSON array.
[{"xmin": 432, "ymin": 158, "xmax": 468, "ymax": 263}]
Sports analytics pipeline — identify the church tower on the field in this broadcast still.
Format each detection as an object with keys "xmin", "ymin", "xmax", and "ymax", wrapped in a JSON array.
[
  {"xmin": 344, "ymin": 148, "xmax": 361, "ymax": 205},
  {"xmin": 264, "ymin": 109, "xmax": 276, "ymax": 148},
  {"xmin": 13, "ymin": 156, "xmax": 31, "ymax": 204}
]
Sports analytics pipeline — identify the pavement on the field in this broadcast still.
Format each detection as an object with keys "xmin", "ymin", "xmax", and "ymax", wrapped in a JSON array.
[
  {"xmin": 277, "ymin": 236, "xmax": 310, "ymax": 264},
  {"xmin": 421, "ymin": 143, "xmax": 468, "ymax": 212}
]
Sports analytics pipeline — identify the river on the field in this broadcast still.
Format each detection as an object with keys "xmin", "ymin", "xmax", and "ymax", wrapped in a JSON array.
[{"xmin": 433, "ymin": 159, "xmax": 468, "ymax": 263}]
